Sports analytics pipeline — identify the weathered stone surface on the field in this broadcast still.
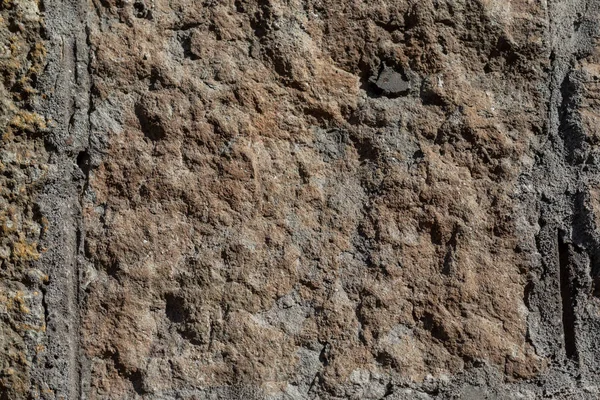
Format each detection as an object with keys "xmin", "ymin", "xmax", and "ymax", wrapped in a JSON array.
[
  {"xmin": 0, "ymin": 0, "xmax": 49, "ymax": 397},
  {"xmin": 3, "ymin": 0, "xmax": 600, "ymax": 399}
]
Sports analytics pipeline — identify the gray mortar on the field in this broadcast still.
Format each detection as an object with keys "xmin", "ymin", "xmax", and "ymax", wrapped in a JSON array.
[
  {"xmin": 29, "ymin": 0, "xmax": 600, "ymax": 398},
  {"xmin": 519, "ymin": 0, "xmax": 600, "ymax": 397},
  {"xmin": 33, "ymin": 0, "xmax": 90, "ymax": 397}
]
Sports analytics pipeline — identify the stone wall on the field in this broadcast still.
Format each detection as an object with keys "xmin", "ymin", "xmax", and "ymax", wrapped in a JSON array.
[{"xmin": 2, "ymin": 0, "xmax": 600, "ymax": 398}]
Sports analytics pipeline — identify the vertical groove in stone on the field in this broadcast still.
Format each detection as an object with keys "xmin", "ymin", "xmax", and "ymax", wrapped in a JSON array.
[
  {"xmin": 34, "ymin": 0, "xmax": 90, "ymax": 396},
  {"xmin": 557, "ymin": 232, "xmax": 578, "ymax": 361}
]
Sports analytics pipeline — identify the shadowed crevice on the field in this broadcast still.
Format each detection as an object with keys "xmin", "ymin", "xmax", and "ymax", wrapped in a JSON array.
[{"xmin": 558, "ymin": 231, "xmax": 578, "ymax": 361}]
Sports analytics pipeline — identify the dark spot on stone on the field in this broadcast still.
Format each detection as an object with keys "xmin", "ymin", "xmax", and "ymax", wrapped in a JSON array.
[
  {"xmin": 165, "ymin": 293, "xmax": 186, "ymax": 323},
  {"xmin": 369, "ymin": 64, "xmax": 410, "ymax": 97},
  {"xmin": 179, "ymin": 33, "xmax": 200, "ymax": 60},
  {"xmin": 76, "ymin": 150, "xmax": 91, "ymax": 176},
  {"xmin": 133, "ymin": 1, "xmax": 152, "ymax": 19},
  {"xmin": 134, "ymin": 101, "xmax": 166, "ymax": 141}
]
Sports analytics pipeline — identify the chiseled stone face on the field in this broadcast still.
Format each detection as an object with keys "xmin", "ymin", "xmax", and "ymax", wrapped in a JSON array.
[{"xmin": 81, "ymin": 0, "xmax": 548, "ymax": 397}]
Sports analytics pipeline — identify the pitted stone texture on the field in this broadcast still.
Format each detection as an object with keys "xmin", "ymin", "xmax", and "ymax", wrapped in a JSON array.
[
  {"xmin": 79, "ymin": 0, "xmax": 551, "ymax": 398},
  {"xmin": 0, "ymin": 0, "xmax": 49, "ymax": 397}
]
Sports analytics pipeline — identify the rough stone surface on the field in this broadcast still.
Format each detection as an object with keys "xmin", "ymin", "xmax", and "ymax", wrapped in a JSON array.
[
  {"xmin": 0, "ymin": 0, "xmax": 49, "ymax": 396},
  {"xmin": 3, "ymin": 0, "xmax": 600, "ymax": 399}
]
